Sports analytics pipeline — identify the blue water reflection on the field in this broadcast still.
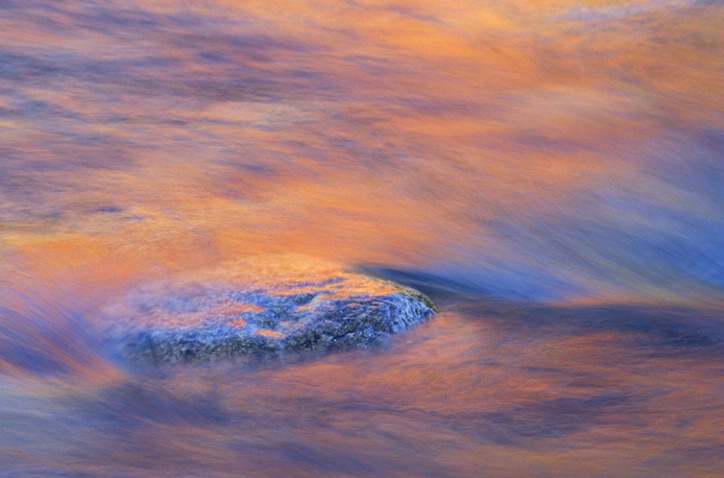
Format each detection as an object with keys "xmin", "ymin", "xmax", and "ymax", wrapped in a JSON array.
[{"xmin": 1, "ymin": 0, "xmax": 723, "ymax": 476}]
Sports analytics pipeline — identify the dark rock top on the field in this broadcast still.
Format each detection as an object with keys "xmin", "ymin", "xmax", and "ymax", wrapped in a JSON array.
[{"xmin": 96, "ymin": 256, "xmax": 436, "ymax": 364}]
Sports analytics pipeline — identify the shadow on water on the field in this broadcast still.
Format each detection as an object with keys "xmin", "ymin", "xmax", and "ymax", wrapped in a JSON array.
[{"xmin": 358, "ymin": 264, "xmax": 724, "ymax": 359}]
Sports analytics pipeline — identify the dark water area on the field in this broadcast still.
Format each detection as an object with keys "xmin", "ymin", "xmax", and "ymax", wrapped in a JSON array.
[{"xmin": 1, "ymin": 1, "xmax": 723, "ymax": 476}]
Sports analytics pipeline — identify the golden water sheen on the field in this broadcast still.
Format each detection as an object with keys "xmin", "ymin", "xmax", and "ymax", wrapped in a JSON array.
[{"xmin": 1, "ymin": 1, "xmax": 722, "ymax": 476}]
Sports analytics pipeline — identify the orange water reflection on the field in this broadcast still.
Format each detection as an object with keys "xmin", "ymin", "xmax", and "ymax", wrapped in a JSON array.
[
  {"xmin": 1, "ymin": 0, "xmax": 723, "ymax": 476},
  {"xmin": 3, "ymin": 0, "xmax": 722, "ymax": 303}
]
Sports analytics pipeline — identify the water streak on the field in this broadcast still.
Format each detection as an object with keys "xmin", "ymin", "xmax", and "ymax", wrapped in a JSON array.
[{"xmin": 1, "ymin": 1, "xmax": 723, "ymax": 476}]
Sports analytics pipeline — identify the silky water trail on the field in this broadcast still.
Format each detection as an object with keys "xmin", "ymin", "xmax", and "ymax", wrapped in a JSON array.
[{"xmin": 1, "ymin": 1, "xmax": 723, "ymax": 477}]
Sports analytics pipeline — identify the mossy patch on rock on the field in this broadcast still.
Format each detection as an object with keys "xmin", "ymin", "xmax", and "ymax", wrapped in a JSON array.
[{"xmin": 96, "ymin": 256, "xmax": 436, "ymax": 364}]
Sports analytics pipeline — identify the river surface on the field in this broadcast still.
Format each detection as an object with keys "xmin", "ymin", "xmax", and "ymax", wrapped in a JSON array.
[{"xmin": 1, "ymin": 1, "xmax": 723, "ymax": 476}]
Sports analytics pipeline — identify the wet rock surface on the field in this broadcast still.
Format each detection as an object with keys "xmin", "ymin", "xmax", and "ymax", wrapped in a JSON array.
[{"xmin": 96, "ymin": 256, "xmax": 437, "ymax": 364}]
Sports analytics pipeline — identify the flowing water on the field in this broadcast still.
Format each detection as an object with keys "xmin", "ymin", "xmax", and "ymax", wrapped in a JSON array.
[{"xmin": 1, "ymin": 1, "xmax": 723, "ymax": 476}]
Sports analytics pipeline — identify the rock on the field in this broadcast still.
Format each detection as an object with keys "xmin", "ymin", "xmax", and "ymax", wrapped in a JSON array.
[{"xmin": 96, "ymin": 256, "xmax": 436, "ymax": 364}]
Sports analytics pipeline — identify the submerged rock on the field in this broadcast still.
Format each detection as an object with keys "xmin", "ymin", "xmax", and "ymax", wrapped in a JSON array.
[{"xmin": 96, "ymin": 256, "xmax": 436, "ymax": 364}]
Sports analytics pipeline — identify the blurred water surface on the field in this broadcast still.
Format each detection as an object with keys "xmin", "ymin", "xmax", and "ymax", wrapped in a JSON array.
[{"xmin": 1, "ymin": 1, "xmax": 723, "ymax": 476}]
